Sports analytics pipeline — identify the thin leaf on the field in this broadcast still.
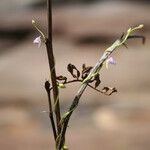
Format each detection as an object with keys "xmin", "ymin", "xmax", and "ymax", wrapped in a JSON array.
[{"xmin": 127, "ymin": 35, "xmax": 145, "ymax": 44}]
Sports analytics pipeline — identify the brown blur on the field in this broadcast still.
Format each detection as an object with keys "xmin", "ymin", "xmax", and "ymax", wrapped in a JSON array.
[{"xmin": 0, "ymin": 0, "xmax": 150, "ymax": 150}]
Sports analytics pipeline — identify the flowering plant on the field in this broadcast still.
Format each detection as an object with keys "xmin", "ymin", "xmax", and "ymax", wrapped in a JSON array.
[{"xmin": 32, "ymin": 1, "xmax": 145, "ymax": 150}]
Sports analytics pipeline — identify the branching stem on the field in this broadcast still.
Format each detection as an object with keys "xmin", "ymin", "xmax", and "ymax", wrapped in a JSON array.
[{"xmin": 57, "ymin": 24, "xmax": 144, "ymax": 149}]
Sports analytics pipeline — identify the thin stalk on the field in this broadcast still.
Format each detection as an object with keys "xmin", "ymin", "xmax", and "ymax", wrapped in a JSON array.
[
  {"xmin": 57, "ymin": 84, "xmax": 87, "ymax": 149},
  {"xmin": 45, "ymin": 82, "xmax": 57, "ymax": 140},
  {"xmin": 46, "ymin": 0, "xmax": 61, "ymax": 135}
]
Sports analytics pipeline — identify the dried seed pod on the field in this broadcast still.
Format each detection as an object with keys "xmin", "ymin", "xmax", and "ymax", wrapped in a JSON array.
[
  {"xmin": 81, "ymin": 64, "xmax": 93, "ymax": 80},
  {"xmin": 102, "ymin": 87, "xmax": 109, "ymax": 93},
  {"xmin": 94, "ymin": 74, "xmax": 101, "ymax": 88},
  {"xmin": 56, "ymin": 75, "xmax": 67, "ymax": 83},
  {"xmin": 109, "ymin": 87, "xmax": 117, "ymax": 95},
  {"xmin": 67, "ymin": 64, "xmax": 80, "ymax": 79}
]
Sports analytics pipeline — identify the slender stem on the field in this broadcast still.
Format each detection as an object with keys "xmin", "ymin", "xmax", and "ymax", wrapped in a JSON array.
[
  {"xmin": 46, "ymin": 0, "xmax": 61, "ymax": 135},
  {"xmin": 46, "ymin": 86, "xmax": 57, "ymax": 140},
  {"xmin": 57, "ymin": 84, "xmax": 87, "ymax": 149}
]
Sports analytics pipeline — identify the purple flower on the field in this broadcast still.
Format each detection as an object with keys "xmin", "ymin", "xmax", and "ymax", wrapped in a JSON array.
[
  {"xmin": 106, "ymin": 57, "xmax": 116, "ymax": 69},
  {"xmin": 33, "ymin": 36, "xmax": 41, "ymax": 48}
]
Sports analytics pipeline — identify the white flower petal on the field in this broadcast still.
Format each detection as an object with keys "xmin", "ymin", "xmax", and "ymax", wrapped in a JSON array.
[
  {"xmin": 108, "ymin": 57, "xmax": 116, "ymax": 65},
  {"xmin": 106, "ymin": 57, "xmax": 116, "ymax": 69},
  {"xmin": 33, "ymin": 36, "xmax": 41, "ymax": 48}
]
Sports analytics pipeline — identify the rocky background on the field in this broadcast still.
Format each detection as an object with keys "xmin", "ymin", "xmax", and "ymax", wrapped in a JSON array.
[{"xmin": 0, "ymin": 0, "xmax": 150, "ymax": 150}]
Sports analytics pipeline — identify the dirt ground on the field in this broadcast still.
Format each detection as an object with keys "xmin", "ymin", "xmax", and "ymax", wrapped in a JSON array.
[{"xmin": 0, "ymin": 1, "xmax": 150, "ymax": 150}]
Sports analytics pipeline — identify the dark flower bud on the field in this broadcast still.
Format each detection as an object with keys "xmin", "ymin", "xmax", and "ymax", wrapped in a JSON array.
[{"xmin": 45, "ymin": 80, "xmax": 50, "ymax": 92}]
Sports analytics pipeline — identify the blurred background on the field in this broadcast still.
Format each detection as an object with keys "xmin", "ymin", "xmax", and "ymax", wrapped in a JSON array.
[{"xmin": 0, "ymin": 0, "xmax": 150, "ymax": 150}]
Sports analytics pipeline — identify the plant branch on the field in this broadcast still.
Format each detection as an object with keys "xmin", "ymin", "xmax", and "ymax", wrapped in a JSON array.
[
  {"xmin": 87, "ymin": 84, "xmax": 116, "ymax": 96},
  {"xmin": 46, "ymin": 0, "xmax": 61, "ymax": 135},
  {"xmin": 57, "ymin": 24, "xmax": 144, "ymax": 149},
  {"xmin": 45, "ymin": 81, "xmax": 57, "ymax": 140}
]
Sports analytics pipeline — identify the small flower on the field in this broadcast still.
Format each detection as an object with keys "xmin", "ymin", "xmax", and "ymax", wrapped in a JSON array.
[
  {"xmin": 33, "ymin": 36, "xmax": 41, "ymax": 48},
  {"xmin": 106, "ymin": 57, "xmax": 116, "ymax": 69}
]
